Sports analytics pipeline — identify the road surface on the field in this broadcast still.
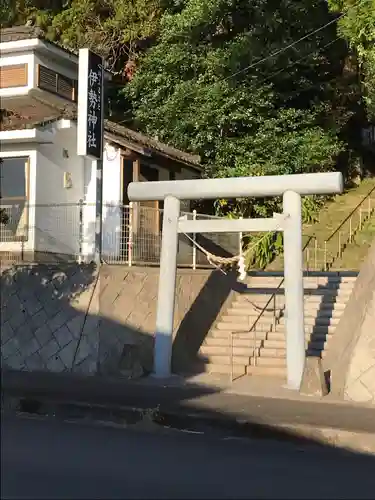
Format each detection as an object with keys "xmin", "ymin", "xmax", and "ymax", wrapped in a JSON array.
[{"xmin": 1, "ymin": 414, "xmax": 375, "ymax": 499}]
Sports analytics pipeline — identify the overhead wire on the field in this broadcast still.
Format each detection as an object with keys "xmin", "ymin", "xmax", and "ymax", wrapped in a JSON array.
[{"xmin": 144, "ymin": 0, "xmax": 361, "ymax": 134}]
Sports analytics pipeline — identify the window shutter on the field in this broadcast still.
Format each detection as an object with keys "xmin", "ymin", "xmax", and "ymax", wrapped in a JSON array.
[
  {"xmin": 0, "ymin": 64, "xmax": 28, "ymax": 89},
  {"xmin": 37, "ymin": 65, "xmax": 76, "ymax": 101}
]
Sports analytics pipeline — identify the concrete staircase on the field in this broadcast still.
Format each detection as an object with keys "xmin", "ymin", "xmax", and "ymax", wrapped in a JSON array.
[{"xmin": 198, "ymin": 274, "xmax": 357, "ymax": 379}]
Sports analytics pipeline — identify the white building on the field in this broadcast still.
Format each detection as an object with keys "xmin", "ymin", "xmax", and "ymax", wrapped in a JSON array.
[{"xmin": 0, "ymin": 26, "xmax": 202, "ymax": 264}]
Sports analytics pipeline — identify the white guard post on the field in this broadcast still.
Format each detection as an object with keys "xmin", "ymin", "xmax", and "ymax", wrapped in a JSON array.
[{"xmin": 128, "ymin": 172, "xmax": 343, "ymax": 389}]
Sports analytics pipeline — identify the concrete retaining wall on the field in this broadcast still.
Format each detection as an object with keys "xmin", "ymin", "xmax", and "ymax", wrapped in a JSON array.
[
  {"xmin": 325, "ymin": 240, "xmax": 375, "ymax": 404},
  {"xmin": 1, "ymin": 264, "xmax": 236, "ymax": 378}
]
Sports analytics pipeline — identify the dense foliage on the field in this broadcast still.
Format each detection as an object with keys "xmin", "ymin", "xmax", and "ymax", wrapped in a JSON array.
[
  {"xmin": 126, "ymin": 0, "xmax": 362, "ymax": 217},
  {"xmin": 329, "ymin": 0, "xmax": 375, "ymax": 120},
  {"xmin": 1, "ymin": 0, "xmax": 166, "ymax": 73}
]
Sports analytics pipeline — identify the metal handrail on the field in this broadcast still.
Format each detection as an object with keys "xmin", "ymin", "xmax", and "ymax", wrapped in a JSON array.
[
  {"xmin": 325, "ymin": 185, "xmax": 375, "ymax": 244},
  {"xmin": 302, "ymin": 184, "xmax": 375, "ymax": 271},
  {"xmin": 229, "ymin": 233, "xmax": 327, "ymax": 382},
  {"xmin": 230, "ymin": 277, "xmax": 285, "ymax": 382}
]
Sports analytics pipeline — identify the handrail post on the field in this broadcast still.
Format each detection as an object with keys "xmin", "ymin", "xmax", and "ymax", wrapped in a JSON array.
[
  {"xmin": 128, "ymin": 202, "xmax": 133, "ymax": 267},
  {"xmin": 230, "ymin": 332, "xmax": 233, "ymax": 383},
  {"xmin": 253, "ymin": 323, "xmax": 257, "ymax": 367},
  {"xmin": 78, "ymin": 198, "xmax": 84, "ymax": 264},
  {"xmin": 239, "ymin": 216, "xmax": 243, "ymax": 260},
  {"xmin": 324, "ymin": 240, "xmax": 328, "ymax": 271},
  {"xmin": 314, "ymin": 238, "xmax": 318, "ymax": 271},
  {"xmin": 273, "ymin": 293, "xmax": 277, "ymax": 330},
  {"xmin": 192, "ymin": 209, "xmax": 197, "ymax": 270},
  {"xmin": 306, "ymin": 247, "xmax": 310, "ymax": 274}
]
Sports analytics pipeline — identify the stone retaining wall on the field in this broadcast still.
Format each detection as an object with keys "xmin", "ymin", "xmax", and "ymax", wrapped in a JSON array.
[
  {"xmin": 1, "ymin": 264, "xmax": 236, "ymax": 378},
  {"xmin": 325, "ymin": 240, "xmax": 375, "ymax": 404}
]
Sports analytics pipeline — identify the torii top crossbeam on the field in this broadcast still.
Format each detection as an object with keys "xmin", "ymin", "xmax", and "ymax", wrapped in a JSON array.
[{"xmin": 128, "ymin": 172, "xmax": 343, "ymax": 201}]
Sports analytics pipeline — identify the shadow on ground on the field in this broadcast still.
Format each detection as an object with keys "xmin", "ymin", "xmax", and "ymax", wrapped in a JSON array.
[{"xmin": 1, "ymin": 390, "xmax": 375, "ymax": 499}]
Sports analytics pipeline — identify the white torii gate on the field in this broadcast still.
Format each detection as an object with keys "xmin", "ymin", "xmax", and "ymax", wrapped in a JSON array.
[{"xmin": 128, "ymin": 172, "xmax": 343, "ymax": 390}]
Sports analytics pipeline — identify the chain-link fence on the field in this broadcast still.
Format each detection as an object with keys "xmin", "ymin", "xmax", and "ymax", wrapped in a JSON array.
[{"xmin": 0, "ymin": 200, "xmax": 240, "ymax": 269}]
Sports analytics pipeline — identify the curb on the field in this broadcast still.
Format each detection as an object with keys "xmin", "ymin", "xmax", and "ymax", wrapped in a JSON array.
[{"xmin": 2, "ymin": 394, "xmax": 375, "ymax": 455}]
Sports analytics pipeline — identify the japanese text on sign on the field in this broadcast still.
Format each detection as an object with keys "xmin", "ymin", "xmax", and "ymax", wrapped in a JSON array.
[{"xmin": 87, "ymin": 65, "xmax": 102, "ymax": 151}]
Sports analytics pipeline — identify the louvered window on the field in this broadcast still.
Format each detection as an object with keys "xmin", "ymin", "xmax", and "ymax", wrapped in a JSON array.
[
  {"xmin": 37, "ymin": 65, "xmax": 77, "ymax": 101},
  {"xmin": 0, "ymin": 64, "xmax": 28, "ymax": 88}
]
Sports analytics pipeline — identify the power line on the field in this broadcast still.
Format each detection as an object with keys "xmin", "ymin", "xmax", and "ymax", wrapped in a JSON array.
[
  {"xmin": 135, "ymin": 0, "xmax": 362, "ymax": 136},
  {"xmin": 256, "ymin": 37, "xmax": 341, "ymax": 88},
  {"xmin": 221, "ymin": 4, "xmax": 359, "ymax": 84}
]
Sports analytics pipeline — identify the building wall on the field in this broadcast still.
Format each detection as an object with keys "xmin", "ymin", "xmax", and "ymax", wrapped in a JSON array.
[
  {"xmin": 35, "ymin": 124, "xmax": 85, "ymax": 257},
  {"xmin": 81, "ymin": 143, "xmax": 124, "ymax": 262},
  {"xmin": 102, "ymin": 145, "xmax": 122, "ymax": 259},
  {"xmin": 81, "ymin": 158, "xmax": 96, "ymax": 260},
  {"xmin": 0, "ymin": 51, "xmax": 35, "ymax": 97}
]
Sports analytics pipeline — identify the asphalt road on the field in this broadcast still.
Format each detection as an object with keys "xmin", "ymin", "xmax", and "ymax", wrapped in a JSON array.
[{"xmin": 2, "ymin": 415, "xmax": 375, "ymax": 499}]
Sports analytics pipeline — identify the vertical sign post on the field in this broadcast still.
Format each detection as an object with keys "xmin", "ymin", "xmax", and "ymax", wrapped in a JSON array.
[{"xmin": 77, "ymin": 48, "xmax": 104, "ymax": 265}]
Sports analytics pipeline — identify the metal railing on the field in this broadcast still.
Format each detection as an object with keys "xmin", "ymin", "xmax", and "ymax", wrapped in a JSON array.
[
  {"xmin": 229, "ymin": 278, "xmax": 285, "ymax": 382},
  {"xmin": 303, "ymin": 185, "xmax": 375, "ymax": 271},
  {"xmin": 228, "ymin": 186, "xmax": 375, "ymax": 380},
  {"xmin": 228, "ymin": 228, "xmax": 333, "ymax": 382},
  {"xmin": 0, "ymin": 201, "xmax": 240, "ymax": 269},
  {"xmin": 0, "ymin": 201, "xmax": 82, "ymax": 267}
]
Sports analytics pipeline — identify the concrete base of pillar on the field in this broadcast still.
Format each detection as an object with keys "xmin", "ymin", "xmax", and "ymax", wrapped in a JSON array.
[{"xmin": 300, "ymin": 357, "xmax": 329, "ymax": 398}]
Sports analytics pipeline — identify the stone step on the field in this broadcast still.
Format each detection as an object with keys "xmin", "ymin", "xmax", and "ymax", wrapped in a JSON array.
[
  {"xmin": 209, "ymin": 326, "xmax": 336, "ymax": 340},
  {"xmin": 216, "ymin": 321, "xmax": 273, "ymax": 331},
  {"xmin": 249, "ymin": 356, "xmax": 286, "ymax": 367},
  {"xmin": 198, "ymin": 354, "xmax": 251, "ymax": 366},
  {"xmin": 200, "ymin": 345, "xmax": 258, "ymax": 357},
  {"xmin": 235, "ymin": 291, "xmax": 351, "ymax": 304},
  {"xmin": 224, "ymin": 309, "xmax": 282, "ymax": 319},
  {"xmin": 225, "ymin": 304, "xmax": 345, "ymax": 319},
  {"xmin": 217, "ymin": 315, "xmax": 341, "ymax": 330},
  {"xmin": 210, "ymin": 330, "xmax": 269, "ymax": 340},
  {"xmin": 266, "ymin": 331, "xmax": 335, "ymax": 342},
  {"xmin": 242, "ymin": 282, "xmax": 355, "ymax": 292},
  {"xmin": 201, "ymin": 363, "xmax": 247, "ymax": 376},
  {"xmin": 245, "ymin": 276, "xmax": 357, "ymax": 284},
  {"xmin": 258, "ymin": 345, "xmax": 327, "ymax": 358},
  {"xmin": 231, "ymin": 300, "xmax": 347, "ymax": 312},
  {"xmin": 204, "ymin": 337, "xmax": 263, "ymax": 348},
  {"xmin": 204, "ymin": 335, "xmax": 329, "ymax": 352},
  {"xmin": 263, "ymin": 338, "xmax": 327, "ymax": 351},
  {"xmin": 246, "ymin": 365, "xmax": 286, "ymax": 378},
  {"xmin": 201, "ymin": 344, "xmax": 290, "ymax": 359},
  {"xmin": 259, "ymin": 347, "xmax": 287, "ymax": 358},
  {"xmin": 275, "ymin": 324, "xmax": 338, "ymax": 334},
  {"xmin": 220, "ymin": 314, "xmax": 280, "ymax": 324},
  {"xmin": 278, "ymin": 316, "xmax": 340, "ymax": 326},
  {"xmin": 200, "ymin": 356, "xmax": 286, "ymax": 375}
]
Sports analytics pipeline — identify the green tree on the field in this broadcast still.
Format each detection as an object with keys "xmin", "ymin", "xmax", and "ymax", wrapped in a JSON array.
[
  {"xmin": 0, "ymin": 0, "xmax": 64, "ymax": 28},
  {"xmin": 126, "ymin": 0, "xmax": 356, "ymax": 216},
  {"xmin": 1, "ymin": 0, "xmax": 169, "ymax": 74},
  {"xmin": 329, "ymin": 0, "xmax": 375, "ymax": 119}
]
